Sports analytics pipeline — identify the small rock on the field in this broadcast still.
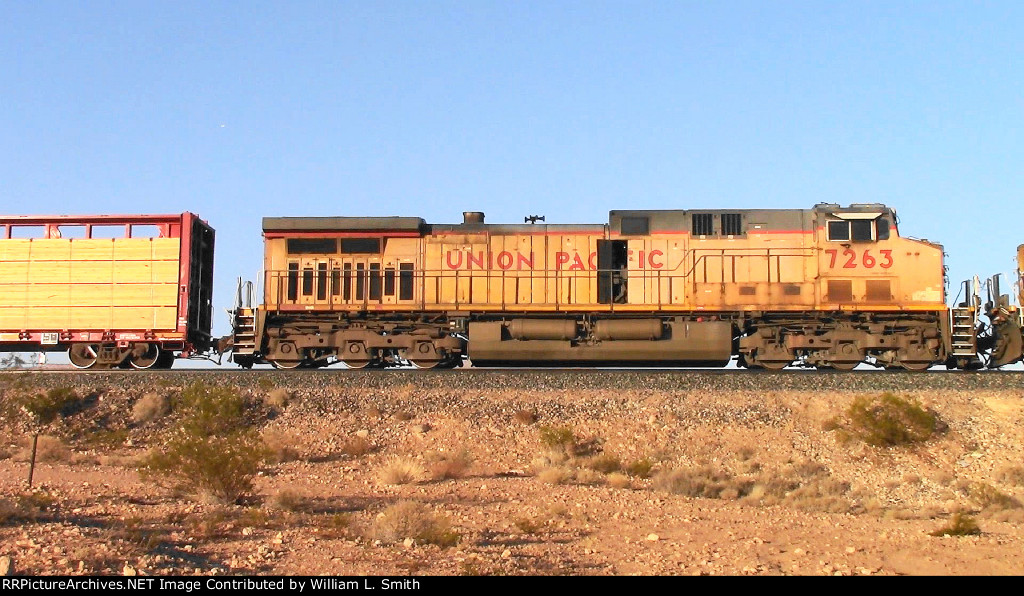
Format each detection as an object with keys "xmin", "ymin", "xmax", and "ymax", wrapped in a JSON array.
[
  {"xmin": 845, "ymin": 546, "xmax": 856, "ymax": 554},
  {"xmin": 355, "ymin": 430, "xmax": 369, "ymax": 439},
  {"xmin": 501, "ymin": 549, "xmax": 511, "ymax": 559},
  {"xmin": 0, "ymin": 556, "xmax": 12, "ymax": 576},
  {"xmin": 403, "ymin": 538, "xmax": 415, "ymax": 548},
  {"xmin": 123, "ymin": 564, "xmax": 136, "ymax": 576},
  {"xmin": 646, "ymin": 534, "xmax": 660, "ymax": 542}
]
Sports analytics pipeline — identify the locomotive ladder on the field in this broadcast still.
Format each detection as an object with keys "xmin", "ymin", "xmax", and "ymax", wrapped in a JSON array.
[
  {"xmin": 230, "ymin": 308, "xmax": 258, "ymax": 356},
  {"xmin": 950, "ymin": 306, "xmax": 978, "ymax": 357}
]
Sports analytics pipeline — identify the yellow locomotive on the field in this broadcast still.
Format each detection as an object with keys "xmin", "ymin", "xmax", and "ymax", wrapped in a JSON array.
[{"xmin": 229, "ymin": 203, "xmax": 958, "ymax": 370}]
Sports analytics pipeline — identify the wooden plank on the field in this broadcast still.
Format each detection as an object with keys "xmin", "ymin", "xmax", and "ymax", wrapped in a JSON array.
[
  {"xmin": 0, "ymin": 306, "xmax": 177, "ymax": 330},
  {"xmin": 0, "ymin": 283, "xmax": 178, "ymax": 307}
]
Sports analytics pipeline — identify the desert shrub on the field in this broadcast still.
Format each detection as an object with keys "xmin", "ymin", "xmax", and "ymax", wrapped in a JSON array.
[
  {"xmin": 176, "ymin": 381, "xmax": 247, "ymax": 436},
  {"xmin": 257, "ymin": 377, "xmax": 276, "ymax": 391},
  {"xmin": 377, "ymin": 456, "xmax": 423, "ymax": 485},
  {"xmin": 847, "ymin": 393, "xmax": 940, "ymax": 447},
  {"xmin": 427, "ymin": 449, "xmax": 473, "ymax": 481},
  {"xmin": 607, "ymin": 472, "xmax": 632, "ymax": 489},
  {"xmin": 132, "ymin": 393, "xmax": 169, "ymax": 424},
  {"xmin": 370, "ymin": 501, "xmax": 460, "ymax": 547},
  {"xmin": 539, "ymin": 425, "xmax": 577, "ymax": 455},
  {"xmin": 514, "ymin": 516, "xmax": 543, "ymax": 534},
  {"xmin": 931, "ymin": 512, "xmax": 981, "ymax": 537},
  {"xmin": 140, "ymin": 383, "xmax": 267, "ymax": 504},
  {"xmin": 394, "ymin": 410, "xmax": 415, "ymax": 421},
  {"xmin": 142, "ymin": 432, "xmax": 268, "ymax": 504},
  {"xmin": 21, "ymin": 387, "xmax": 79, "ymax": 424}
]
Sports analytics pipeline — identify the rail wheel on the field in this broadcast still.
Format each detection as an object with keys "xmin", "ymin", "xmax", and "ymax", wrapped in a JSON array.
[
  {"xmin": 155, "ymin": 350, "xmax": 177, "ymax": 369},
  {"xmin": 409, "ymin": 358, "xmax": 441, "ymax": 369},
  {"xmin": 342, "ymin": 358, "xmax": 371, "ymax": 369},
  {"xmin": 827, "ymin": 361, "xmax": 860, "ymax": 371},
  {"xmin": 270, "ymin": 359, "xmax": 303, "ymax": 370},
  {"xmin": 68, "ymin": 344, "xmax": 100, "ymax": 369},
  {"xmin": 129, "ymin": 343, "xmax": 161, "ymax": 370},
  {"xmin": 898, "ymin": 360, "xmax": 932, "ymax": 371}
]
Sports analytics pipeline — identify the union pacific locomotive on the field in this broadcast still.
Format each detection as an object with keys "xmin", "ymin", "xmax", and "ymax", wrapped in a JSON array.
[{"xmin": 1, "ymin": 204, "xmax": 1022, "ymax": 370}]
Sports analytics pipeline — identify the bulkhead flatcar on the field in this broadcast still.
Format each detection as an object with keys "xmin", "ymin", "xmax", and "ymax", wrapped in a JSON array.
[
  {"xmin": 0, "ymin": 213, "xmax": 215, "ymax": 369},
  {"xmin": 227, "ymin": 203, "xmax": 973, "ymax": 370}
]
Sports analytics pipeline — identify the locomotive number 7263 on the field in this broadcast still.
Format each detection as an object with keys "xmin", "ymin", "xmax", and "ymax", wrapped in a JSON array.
[{"xmin": 824, "ymin": 248, "xmax": 893, "ymax": 269}]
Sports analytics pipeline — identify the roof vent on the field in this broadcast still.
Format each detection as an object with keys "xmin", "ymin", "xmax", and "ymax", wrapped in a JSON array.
[{"xmin": 463, "ymin": 212, "xmax": 485, "ymax": 224}]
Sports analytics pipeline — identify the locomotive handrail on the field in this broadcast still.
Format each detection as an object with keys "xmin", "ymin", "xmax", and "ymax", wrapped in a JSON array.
[{"xmin": 261, "ymin": 247, "xmax": 822, "ymax": 311}]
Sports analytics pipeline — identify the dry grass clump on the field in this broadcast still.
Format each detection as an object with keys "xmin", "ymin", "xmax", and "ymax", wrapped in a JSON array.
[
  {"xmin": 607, "ymin": 472, "xmax": 632, "ymax": 489},
  {"xmin": 341, "ymin": 436, "xmax": 374, "ymax": 457},
  {"xmin": 263, "ymin": 388, "xmax": 292, "ymax": 409},
  {"xmin": 514, "ymin": 410, "xmax": 538, "ymax": 425},
  {"xmin": 967, "ymin": 482, "xmax": 1022, "ymax": 512},
  {"xmin": 427, "ymin": 449, "xmax": 473, "ymax": 481},
  {"xmin": 653, "ymin": 466, "xmax": 749, "ymax": 499},
  {"xmin": 513, "ymin": 516, "xmax": 543, "ymax": 534},
  {"xmin": 394, "ymin": 410, "xmax": 416, "ymax": 421},
  {"xmin": 262, "ymin": 428, "xmax": 302, "ymax": 463},
  {"xmin": 930, "ymin": 512, "xmax": 981, "ymax": 537},
  {"xmin": 318, "ymin": 513, "xmax": 353, "ymax": 538},
  {"xmin": 0, "ymin": 491, "xmax": 53, "ymax": 524},
  {"xmin": 16, "ymin": 435, "xmax": 70, "ymax": 463},
  {"xmin": 132, "ymin": 393, "xmax": 170, "ymax": 424},
  {"xmin": 584, "ymin": 453, "xmax": 621, "ymax": 474},
  {"xmin": 377, "ymin": 456, "xmax": 423, "ymax": 485},
  {"xmin": 267, "ymin": 489, "xmax": 306, "ymax": 512},
  {"xmin": 997, "ymin": 465, "xmax": 1024, "ymax": 487},
  {"xmin": 536, "ymin": 467, "xmax": 571, "ymax": 485},
  {"xmin": 625, "ymin": 458, "xmax": 654, "ymax": 479},
  {"xmin": 844, "ymin": 393, "xmax": 943, "ymax": 447},
  {"xmin": 370, "ymin": 501, "xmax": 460, "ymax": 548}
]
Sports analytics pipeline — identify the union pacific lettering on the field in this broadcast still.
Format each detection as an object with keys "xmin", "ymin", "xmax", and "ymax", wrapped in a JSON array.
[{"xmin": 442, "ymin": 250, "xmax": 665, "ymax": 270}]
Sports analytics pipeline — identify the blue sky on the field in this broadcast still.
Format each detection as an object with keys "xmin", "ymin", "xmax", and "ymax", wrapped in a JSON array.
[{"xmin": 2, "ymin": 1, "xmax": 1022, "ymax": 340}]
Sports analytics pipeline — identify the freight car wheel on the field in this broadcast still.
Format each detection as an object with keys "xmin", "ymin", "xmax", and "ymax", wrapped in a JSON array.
[
  {"xmin": 898, "ymin": 361, "xmax": 932, "ymax": 371},
  {"xmin": 68, "ymin": 344, "xmax": 100, "ymax": 369},
  {"xmin": 409, "ymin": 358, "xmax": 441, "ymax": 369},
  {"xmin": 270, "ymin": 359, "xmax": 303, "ymax": 370},
  {"xmin": 342, "ymin": 359, "xmax": 371, "ymax": 369},
  {"xmin": 129, "ymin": 344, "xmax": 161, "ymax": 370}
]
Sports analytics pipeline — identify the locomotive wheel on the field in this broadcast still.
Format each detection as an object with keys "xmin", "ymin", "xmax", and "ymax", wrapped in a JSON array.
[
  {"xmin": 409, "ymin": 358, "xmax": 441, "ymax": 369},
  {"xmin": 342, "ymin": 358, "xmax": 371, "ymax": 369},
  {"xmin": 270, "ymin": 359, "xmax": 303, "ymax": 370},
  {"xmin": 129, "ymin": 343, "xmax": 161, "ymax": 370},
  {"xmin": 757, "ymin": 360, "xmax": 791, "ymax": 371},
  {"xmin": 898, "ymin": 360, "xmax": 932, "ymax": 371},
  {"xmin": 826, "ymin": 361, "xmax": 860, "ymax": 371},
  {"xmin": 68, "ymin": 344, "xmax": 100, "ymax": 369}
]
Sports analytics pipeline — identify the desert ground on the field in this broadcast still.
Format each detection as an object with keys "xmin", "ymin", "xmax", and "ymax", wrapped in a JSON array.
[{"xmin": 2, "ymin": 369, "xmax": 1024, "ymax": 576}]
